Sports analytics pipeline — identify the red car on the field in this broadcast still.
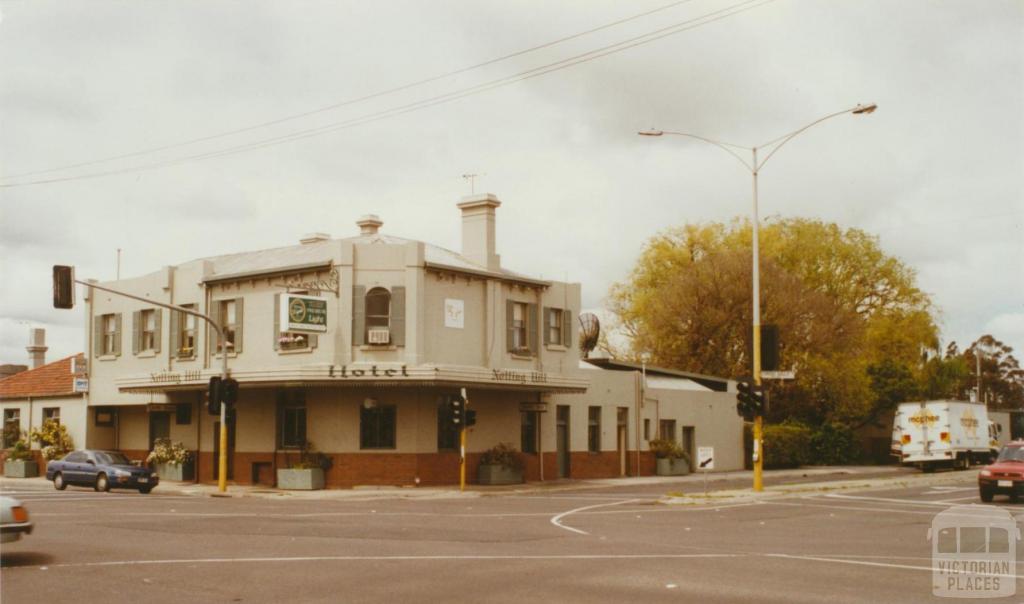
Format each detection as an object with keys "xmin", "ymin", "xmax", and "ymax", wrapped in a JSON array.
[{"xmin": 978, "ymin": 442, "xmax": 1024, "ymax": 502}]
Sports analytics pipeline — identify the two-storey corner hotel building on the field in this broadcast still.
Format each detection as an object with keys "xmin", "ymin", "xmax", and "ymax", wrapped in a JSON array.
[{"xmin": 75, "ymin": 194, "xmax": 743, "ymax": 487}]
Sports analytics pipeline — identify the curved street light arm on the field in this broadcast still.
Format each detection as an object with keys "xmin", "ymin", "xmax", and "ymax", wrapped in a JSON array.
[
  {"xmin": 754, "ymin": 105, "xmax": 867, "ymax": 171},
  {"xmin": 656, "ymin": 130, "xmax": 754, "ymax": 172}
]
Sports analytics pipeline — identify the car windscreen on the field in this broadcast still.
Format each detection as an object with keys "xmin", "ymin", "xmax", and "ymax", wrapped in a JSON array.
[
  {"xmin": 96, "ymin": 452, "xmax": 132, "ymax": 466},
  {"xmin": 997, "ymin": 447, "xmax": 1024, "ymax": 462}
]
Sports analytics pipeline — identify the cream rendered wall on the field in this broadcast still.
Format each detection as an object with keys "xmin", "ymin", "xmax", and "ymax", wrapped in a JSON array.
[
  {"xmin": 0, "ymin": 397, "xmax": 87, "ymax": 453},
  {"xmin": 87, "ymin": 408, "xmax": 116, "ymax": 449},
  {"xmin": 118, "ymin": 407, "xmax": 149, "ymax": 450},
  {"xmin": 422, "ymin": 275, "xmax": 487, "ymax": 366},
  {"xmin": 349, "ymin": 240, "xmax": 421, "ymax": 366}
]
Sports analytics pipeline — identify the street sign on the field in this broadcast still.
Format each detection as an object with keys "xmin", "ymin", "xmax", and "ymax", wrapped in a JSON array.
[
  {"xmin": 519, "ymin": 402, "xmax": 549, "ymax": 413},
  {"xmin": 760, "ymin": 370, "xmax": 796, "ymax": 380},
  {"xmin": 697, "ymin": 446, "xmax": 714, "ymax": 470},
  {"xmin": 73, "ymin": 378, "xmax": 89, "ymax": 393}
]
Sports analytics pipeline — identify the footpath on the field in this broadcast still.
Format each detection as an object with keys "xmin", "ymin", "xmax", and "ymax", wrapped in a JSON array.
[{"xmin": 0, "ymin": 464, "xmax": 976, "ymax": 502}]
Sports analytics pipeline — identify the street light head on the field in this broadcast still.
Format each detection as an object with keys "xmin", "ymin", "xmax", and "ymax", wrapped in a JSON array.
[
  {"xmin": 852, "ymin": 103, "xmax": 878, "ymax": 115},
  {"xmin": 638, "ymin": 129, "xmax": 664, "ymax": 136}
]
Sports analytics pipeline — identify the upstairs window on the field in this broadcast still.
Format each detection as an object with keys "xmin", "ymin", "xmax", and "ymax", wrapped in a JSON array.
[
  {"xmin": 274, "ymin": 294, "xmax": 316, "ymax": 352},
  {"xmin": 172, "ymin": 304, "xmax": 197, "ymax": 359},
  {"xmin": 133, "ymin": 309, "xmax": 161, "ymax": 354},
  {"xmin": 506, "ymin": 301, "xmax": 538, "ymax": 355},
  {"xmin": 95, "ymin": 313, "xmax": 122, "ymax": 357},
  {"xmin": 212, "ymin": 298, "xmax": 243, "ymax": 354},
  {"xmin": 365, "ymin": 288, "xmax": 391, "ymax": 344},
  {"xmin": 544, "ymin": 307, "xmax": 573, "ymax": 348}
]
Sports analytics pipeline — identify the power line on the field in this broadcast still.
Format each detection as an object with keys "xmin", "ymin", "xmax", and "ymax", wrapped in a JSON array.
[
  {"xmin": 2, "ymin": 0, "xmax": 700, "ymax": 182},
  {"xmin": 1, "ymin": 0, "xmax": 775, "ymax": 188}
]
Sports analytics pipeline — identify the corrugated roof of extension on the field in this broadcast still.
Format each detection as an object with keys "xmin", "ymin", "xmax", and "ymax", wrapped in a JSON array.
[
  {"xmin": 0, "ymin": 354, "xmax": 85, "ymax": 400},
  {"xmin": 197, "ymin": 233, "xmax": 550, "ymax": 287},
  {"xmin": 581, "ymin": 357, "xmax": 732, "ymax": 393}
]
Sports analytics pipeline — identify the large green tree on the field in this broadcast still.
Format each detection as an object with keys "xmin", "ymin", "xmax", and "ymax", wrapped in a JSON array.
[
  {"xmin": 609, "ymin": 218, "xmax": 937, "ymax": 425},
  {"xmin": 954, "ymin": 335, "xmax": 1024, "ymax": 408}
]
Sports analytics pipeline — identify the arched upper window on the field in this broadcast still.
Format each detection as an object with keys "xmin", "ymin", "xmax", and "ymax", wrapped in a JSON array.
[{"xmin": 365, "ymin": 287, "xmax": 391, "ymax": 337}]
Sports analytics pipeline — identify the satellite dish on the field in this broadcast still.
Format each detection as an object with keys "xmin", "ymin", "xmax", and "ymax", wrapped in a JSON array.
[{"xmin": 578, "ymin": 313, "xmax": 600, "ymax": 358}]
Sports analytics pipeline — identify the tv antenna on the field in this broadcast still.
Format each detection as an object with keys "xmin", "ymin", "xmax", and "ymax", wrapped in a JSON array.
[{"xmin": 461, "ymin": 173, "xmax": 486, "ymax": 195}]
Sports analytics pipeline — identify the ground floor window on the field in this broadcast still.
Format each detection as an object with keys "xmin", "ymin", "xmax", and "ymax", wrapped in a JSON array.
[
  {"xmin": 588, "ymin": 406, "xmax": 601, "ymax": 453},
  {"xmin": 3, "ymin": 409, "xmax": 20, "ymax": 447},
  {"xmin": 361, "ymin": 403, "xmax": 396, "ymax": 449},
  {"xmin": 659, "ymin": 419, "xmax": 677, "ymax": 441},
  {"xmin": 521, "ymin": 411, "xmax": 539, "ymax": 454},
  {"xmin": 644, "ymin": 418, "xmax": 650, "ymax": 441},
  {"xmin": 278, "ymin": 391, "xmax": 306, "ymax": 449},
  {"xmin": 43, "ymin": 407, "xmax": 60, "ymax": 426}
]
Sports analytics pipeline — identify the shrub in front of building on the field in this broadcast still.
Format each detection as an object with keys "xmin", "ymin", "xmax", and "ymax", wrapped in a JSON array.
[
  {"xmin": 763, "ymin": 421, "xmax": 813, "ymax": 469},
  {"xmin": 809, "ymin": 422, "xmax": 861, "ymax": 465},
  {"xmin": 29, "ymin": 419, "xmax": 74, "ymax": 461}
]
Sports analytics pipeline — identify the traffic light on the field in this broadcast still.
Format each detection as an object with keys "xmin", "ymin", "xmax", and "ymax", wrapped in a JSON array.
[
  {"xmin": 222, "ymin": 378, "xmax": 239, "ymax": 407},
  {"xmin": 450, "ymin": 394, "xmax": 466, "ymax": 426},
  {"xmin": 207, "ymin": 376, "xmax": 222, "ymax": 415},
  {"xmin": 735, "ymin": 381, "xmax": 765, "ymax": 421},
  {"xmin": 53, "ymin": 265, "xmax": 75, "ymax": 309},
  {"xmin": 465, "ymin": 409, "xmax": 477, "ymax": 427}
]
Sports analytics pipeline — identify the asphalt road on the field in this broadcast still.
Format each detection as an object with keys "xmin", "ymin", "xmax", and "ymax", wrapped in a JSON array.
[{"xmin": 2, "ymin": 470, "xmax": 1018, "ymax": 603}]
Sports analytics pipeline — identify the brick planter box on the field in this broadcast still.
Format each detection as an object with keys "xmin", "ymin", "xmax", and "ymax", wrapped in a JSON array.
[
  {"xmin": 277, "ymin": 468, "xmax": 325, "ymax": 490},
  {"xmin": 3, "ymin": 459, "xmax": 39, "ymax": 478},
  {"xmin": 477, "ymin": 464, "xmax": 523, "ymax": 485},
  {"xmin": 655, "ymin": 458, "xmax": 691, "ymax": 476}
]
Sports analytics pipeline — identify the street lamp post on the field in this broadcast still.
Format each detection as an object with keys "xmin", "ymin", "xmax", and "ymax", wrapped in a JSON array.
[{"xmin": 639, "ymin": 103, "xmax": 877, "ymax": 491}]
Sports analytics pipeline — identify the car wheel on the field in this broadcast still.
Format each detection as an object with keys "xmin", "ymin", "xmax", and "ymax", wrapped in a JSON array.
[
  {"xmin": 980, "ymin": 487, "xmax": 995, "ymax": 502},
  {"xmin": 95, "ymin": 473, "xmax": 110, "ymax": 492},
  {"xmin": 138, "ymin": 486, "xmax": 153, "ymax": 494},
  {"xmin": 53, "ymin": 472, "xmax": 67, "ymax": 491}
]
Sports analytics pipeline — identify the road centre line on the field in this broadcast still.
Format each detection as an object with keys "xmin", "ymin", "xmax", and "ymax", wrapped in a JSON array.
[
  {"xmin": 27, "ymin": 553, "xmax": 742, "ymax": 570},
  {"xmin": 822, "ymin": 493, "xmax": 992, "ymax": 508},
  {"xmin": 550, "ymin": 499, "xmax": 642, "ymax": 535}
]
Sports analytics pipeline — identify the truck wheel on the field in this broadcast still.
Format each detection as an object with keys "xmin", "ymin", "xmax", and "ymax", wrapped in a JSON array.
[
  {"xmin": 980, "ymin": 487, "xmax": 994, "ymax": 502},
  {"xmin": 922, "ymin": 464, "xmax": 936, "ymax": 473}
]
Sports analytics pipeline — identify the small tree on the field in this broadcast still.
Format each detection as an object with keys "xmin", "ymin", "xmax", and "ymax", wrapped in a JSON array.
[{"xmin": 30, "ymin": 419, "xmax": 75, "ymax": 461}]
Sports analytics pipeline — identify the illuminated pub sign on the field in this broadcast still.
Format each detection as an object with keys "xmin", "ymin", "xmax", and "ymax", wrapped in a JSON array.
[{"xmin": 279, "ymin": 293, "xmax": 328, "ymax": 333}]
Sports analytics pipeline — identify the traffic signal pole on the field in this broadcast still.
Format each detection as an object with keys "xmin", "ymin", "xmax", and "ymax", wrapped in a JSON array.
[
  {"xmin": 62, "ymin": 276, "xmax": 232, "ymax": 493},
  {"xmin": 751, "ymin": 148, "xmax": 764, "ymax": 493},
  {"xmin": 460, "ymin": 388, "xmax": 468, "ymax": 492}
]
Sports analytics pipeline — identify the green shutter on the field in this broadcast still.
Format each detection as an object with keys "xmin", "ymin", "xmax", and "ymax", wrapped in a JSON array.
[
  {"xmin": 169, "ymin": 309, "xmax": 180, "ymax": 356},
  {"xmin": 273, "ymin": 294, "xmax": 281, "ymax": 351},
  {"xmin": 132, "ymin": 311, "xmax": 141, "ymax": 355},
  {"xmin": 506, "ymin": 300, "xmax": 515, "ymax": 352},
  {"xmin": 528, "ymin": 303, "xmax": 538, "ymax": 356},
  {"xmin": 543, "ymin": 306, "xmax": 551, "ymax": 346},
  {"xmin": 210, "ymin": 302, "xmax": 220, "ymax": 355},
  {"xmin": 153, "ymin": 309, "xmax": 162, "ymax": 353},
  {"xmin": 390, "ymin": 286, "xmax": 406, "ymax": 347},
  {"xmin": 113, "ymin": 313, "xmax": 122, "ymax": 357},
  {"xmin": 352, "ymin": 285, "xmax": 366, "ymax": 346},
  {"xmin": 93, "ymin": 316, "xmax": 103, "ymax": 356},
  {"xmin": 233, "ymin": 298, "xmax": 244, "ymax": 353},
  {"xmin": 562, "ymin": 309, "xmax": 572, "ymax": 348}
]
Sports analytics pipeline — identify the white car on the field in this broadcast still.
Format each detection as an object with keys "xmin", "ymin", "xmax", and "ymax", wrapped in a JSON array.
[{"xmin": 0, "ymin": 495, "xmax": 33, "ymax": 543}]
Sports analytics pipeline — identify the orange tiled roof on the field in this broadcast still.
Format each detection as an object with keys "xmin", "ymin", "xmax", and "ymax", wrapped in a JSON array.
[{"xmin": 0, "ymin": 354, "xmax": 85, "ymax": 399}]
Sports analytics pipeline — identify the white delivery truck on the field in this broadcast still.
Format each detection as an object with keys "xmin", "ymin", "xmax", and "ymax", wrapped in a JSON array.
[{"xmin": 891, "ymin": 400, "xmax": 999, "ymax": 471}]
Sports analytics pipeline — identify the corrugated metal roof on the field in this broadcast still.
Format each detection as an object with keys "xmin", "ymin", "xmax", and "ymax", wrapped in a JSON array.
[{"xmin": 193, "ymin": 233, "xmax": 545, "ymax": 285}]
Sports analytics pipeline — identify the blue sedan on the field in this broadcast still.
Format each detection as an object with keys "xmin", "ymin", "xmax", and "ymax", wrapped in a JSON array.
[{"xmin": 46, "ymin": 450, "xmax": 159, "ymax": 494}]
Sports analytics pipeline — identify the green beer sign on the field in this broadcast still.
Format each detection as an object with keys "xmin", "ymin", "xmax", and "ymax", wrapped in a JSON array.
[{"xmin": 280, "ymin": 294, "xmax": 328, "ymax": 333}]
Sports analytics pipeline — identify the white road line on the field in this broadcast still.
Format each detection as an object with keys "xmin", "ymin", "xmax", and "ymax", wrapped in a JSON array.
[
  {"xmin": 762, "ymin": 553, "xmax": 1023, "ymax": 580},
  {"xmin": 20, "ymin": 553, "xmax": 742, "ymax": 570},
  {"xmin": 769, "ymin": 500, "xmax": 1024, "ymax": 520},
  {"xmin": 550, "ymin": 499, "xmax": 641, "ymax": 535},
  {"xmin": 934, "ymin": 495, "xmax": 983, "ymax": 503}
]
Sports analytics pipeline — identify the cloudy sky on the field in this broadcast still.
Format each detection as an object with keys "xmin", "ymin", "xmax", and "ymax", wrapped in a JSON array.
[{"xmin": 1, "ymin": 0, "xmax": 1021, "ymax": 367}]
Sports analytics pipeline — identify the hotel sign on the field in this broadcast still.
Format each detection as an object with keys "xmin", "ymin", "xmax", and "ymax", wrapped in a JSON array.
[{"xmin": 280, "ymin": 293, "xmax": 328, "ymax": 333}]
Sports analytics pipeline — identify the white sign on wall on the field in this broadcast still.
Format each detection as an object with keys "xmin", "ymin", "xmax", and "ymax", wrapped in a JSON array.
[
  {"xmin": 697, "ymin": 446, "xmax": 714, "ymax": 470},
  {"xmin": 444, "ymin": 298, "xmax": 464, "ymax": 329}
]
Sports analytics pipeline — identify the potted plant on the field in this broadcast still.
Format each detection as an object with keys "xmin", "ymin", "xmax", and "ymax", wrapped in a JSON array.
[
  {"xmin": 649, "ymin": 439, "xmax": 691, "ymax": 476},
  {"xmin": 146, "ymin": 438, "xmax": 195, "ymax": 481},
  {"xmin": 3, "ymin": 434, "xmax": 38, "ymax": 478},
  {"xmin": 29, "ymin": 419, "xmax": 75, "ymax": 462},
  {"xmin": 277, "ymin": 441, "xmax": 331, "ymax": 490},
  {"xmin": 477, "ymin": 442, "xmax": 524, "ymax": 485}
]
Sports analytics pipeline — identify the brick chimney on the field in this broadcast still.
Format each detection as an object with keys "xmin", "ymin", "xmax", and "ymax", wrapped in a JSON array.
[
  {"xmin": 457, "ymin": 194, "xmax": 501, "ymax": 271},
  {"xmin": 27, "ymin": 328, "xmax": 47, "ymax": 369}
]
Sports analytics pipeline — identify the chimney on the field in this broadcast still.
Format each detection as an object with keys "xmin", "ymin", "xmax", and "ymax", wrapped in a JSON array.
[
  {"xmin": 457, "ymin": 194, "xmax": 501, "ymax": 271},
  {"xmin": 27, "ymin": 328, "xmax": 47, "ymax": 369},
  {"xmin": 356, "ymin": 215, "xmax": 383, "ymax": 236}
]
